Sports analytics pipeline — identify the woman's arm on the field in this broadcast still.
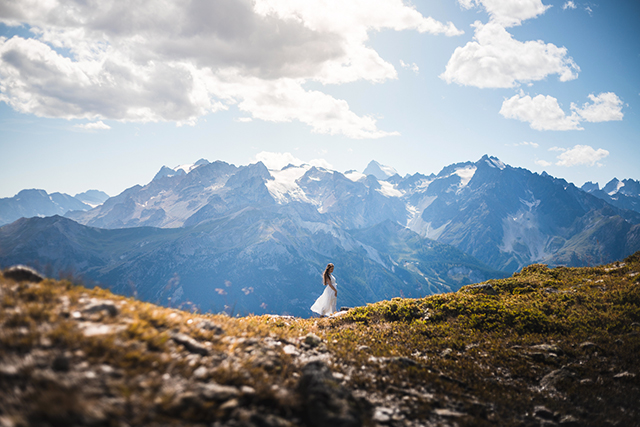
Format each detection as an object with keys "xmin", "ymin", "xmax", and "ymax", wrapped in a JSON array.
[{"xmin": 328, "ymin": 276, "xmax": 337, "ymax": 296}]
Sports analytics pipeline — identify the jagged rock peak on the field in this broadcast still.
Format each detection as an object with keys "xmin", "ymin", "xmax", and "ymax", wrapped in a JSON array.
[{"xmin": 363, "ymin": 160, "xmax": 398, "ymax": 181}]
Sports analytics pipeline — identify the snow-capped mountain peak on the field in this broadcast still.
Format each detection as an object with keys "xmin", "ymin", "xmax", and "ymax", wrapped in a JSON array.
[{"xmin": 363, "ymin": 160, "xmax": 398, "ymax": 181}]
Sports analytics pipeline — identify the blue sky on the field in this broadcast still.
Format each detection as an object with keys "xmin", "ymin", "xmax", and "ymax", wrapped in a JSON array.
[{"xmin": 0, "ymin": 0, "xmax": 638, "ymax": 198}]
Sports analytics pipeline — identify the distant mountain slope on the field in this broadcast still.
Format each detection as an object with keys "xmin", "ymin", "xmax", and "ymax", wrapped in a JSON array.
[
  {"xmin": 0, "ymin": 215, "xmax": 502, "ymax": 316},
  {"xmin": 62, "ymin": 155, "xmax": 640, "ymax": 273},
  {"xmin": 0, "ymin": 189, "xmax": 94, "ymax": 226},
  {"xmin": 581, "ymin": 178, "xmax": 640, "ymax": 214},
  {"xmin": 73, "ymin": 189, "xmax": 110, "ymax": 207}
]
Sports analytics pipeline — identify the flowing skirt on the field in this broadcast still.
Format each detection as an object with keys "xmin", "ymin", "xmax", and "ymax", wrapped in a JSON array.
[{"xmin": 310, "ymin": 284, "xmax": 337, "ymax": 316}]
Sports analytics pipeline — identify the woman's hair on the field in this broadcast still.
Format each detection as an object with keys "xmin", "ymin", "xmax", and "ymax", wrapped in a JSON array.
[{"xmin": 323, "ymin": 263, "xmax": 334, "ymax": 286}]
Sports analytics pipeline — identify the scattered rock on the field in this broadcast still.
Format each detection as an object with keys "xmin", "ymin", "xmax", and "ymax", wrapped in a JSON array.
[
  {"xmin": 433, "ymin": 408, "xmax": 466, "ymax": 417},
  {"xmin": 440, "ymin": 348, "xmax": 453, "ymax": 358},
  {"xmin": 171, "ymin": 332, "xmax": 209, "ymax": 356},
  {"xmin": 559, "ymin": 415, "xmax": 580, "ymax": 426},
  {"xmin": 613, "ymin": 371, "xmax": 636, "ymax": 379},
  {"xmin": 531, "ymin": 344, "xmax": 563, "ymax": 355},
  {"xmin": 296, "ymin": 361, "xmax": 366, "ymax": 427},
  {"xmin": 540, "ymin": 368, "xmax": 572, "ymax": 390},
  {"xmin": 2, "ymin": 265, "xmax": 44, "ymax": 283},
  {"xmin": 579, "ymin": 341, "xmax": 598, "ymax": 351},
  {"xmin": 544, "ymin": 287, "xmax": 559, "ymax": 294},
  {"xmin": 198, "ymin": 383, "xmax": 241, "ymax": 401},
  {"xmin": 197, "ymin": 320, "xmax": 224, "ymax": 335},
  {"xmin": 192, "ymin": 366, "xmax": 208, "ymax": 380},
  {"xmin": 82, "ymin": 299, "xmax": 119, "ymax": 317},
  {"xmin": 303, "ymin": 333, "xmax": 322, "ymax": 348},
  {"xmin": 373, "ymin": 407, "xmax": 394, "ymax": 423},
  {"xmin": 534, "ymin": 405, "xmax": 554, "ymax": 420}
]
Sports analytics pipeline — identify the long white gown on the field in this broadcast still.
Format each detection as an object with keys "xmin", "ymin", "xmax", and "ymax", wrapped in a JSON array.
[{"xmin": 310, "ymin": 274, "xmax": 337, "ymax": 316}]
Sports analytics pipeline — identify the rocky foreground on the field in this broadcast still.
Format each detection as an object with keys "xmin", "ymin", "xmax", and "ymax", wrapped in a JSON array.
[{"xmin": 1, "ymin": 255, "xmax": 640, "ymax": 427}]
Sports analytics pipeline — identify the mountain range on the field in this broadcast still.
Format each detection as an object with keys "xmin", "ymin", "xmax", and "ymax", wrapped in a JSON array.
[
  {"xmin": 0, "ymin": 189, "xmax": 109, "ymax": 227},
  {"xmin": 1, "ymin": 156, "xmax": 639, "ymax": 316}
]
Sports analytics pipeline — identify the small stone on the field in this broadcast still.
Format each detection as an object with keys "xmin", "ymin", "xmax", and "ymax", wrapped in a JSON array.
[
  {"xmin": 198, "ymin": 383, "xmax": 241, "ymax": 401},
  {"xmin": 303, "ymin": 333, "xmax": 322, "ymax": 347},
  {"xmin": 373, "ymin": 407, "xmax": 393, "ymax": 423},
  {"xmin": 219, "ymin": 398, "xmax": 239, "ymax": 411},
  {"xmin": 540, "ymin": 368, "xmax": 572, "ymax": 390},
  {"xmin": 193, "ymin": 366, "xmax": 208, "ymax": 379},
  {"xmin": 283, "ymin": 344, "xmax": 299, "ymax": 356},
  {"xmin": 171, "ymin": 332, "xmax": 209, "ymax": 356},
  {"xmin": 197, "ymin": 320, "xmax": 224, "ymax": 335},
  {"xmin": 441, "ymin": 348, "xmax": 453, "ymax": 357},
  {"xmin": 559, "ymin": 415, "xmax": 580, "ymax": 426},
  {"xmin": 0, "ymin": 364, "xmax": 20, "ymax": 378},
  {"xmin": 534, "ymin": 406, "xmax": 554, "ymax": 420},
  {"xmin": 531, "ymin": 344, "xmax": 563, "ymax": 354},
  {"xmin": 3, "ymin": 265, "xmax": 44, "ymax": 283},
  {"xmin": 579, "ymin": 341, "xmax": 597, "ymax": 350},
  {"xmin": 82, "ymin": 299, "xmax": 119, "ymax": 317},
  {"xmin": 433, "ymin": 408, "xmax": 465, "ymax": 417},
  {"xmin": 613, "ymin": 371, "xmax": 636, "ymax": 379},
  {"xmin": 241, "ymin": 385, "xmax": 256, "ymax": 396}
]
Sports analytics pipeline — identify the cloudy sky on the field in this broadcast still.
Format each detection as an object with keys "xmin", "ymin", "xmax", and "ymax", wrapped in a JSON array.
[{"xmin": 1, "ymin": 0, "xmax": 638, "ymax": 198}]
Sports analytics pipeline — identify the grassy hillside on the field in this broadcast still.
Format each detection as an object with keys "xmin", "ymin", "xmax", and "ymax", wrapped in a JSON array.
[{"xmin": 1, "ymin": 253, "xmax": 639, "ymax": 426}]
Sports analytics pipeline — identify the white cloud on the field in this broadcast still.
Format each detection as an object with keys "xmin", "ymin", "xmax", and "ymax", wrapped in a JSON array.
[
  {"xmin": 499, "ymin": 92, "xmax": 581, "ymax": 130},
  {"xmin": 440, "ymin": 21, "xmax": 579, "ymax": 88},
  {"xmin": 500, "ymin": 92, "xmax": 624, "ymax": 130},
  {"xmin": 235, "ymin": 117, "xmax": 253, "ymax": 123},
  {"xmin": 553, "ymin": 145, "xmax": 609, "ymax": 167},
  {"xmin": 535, "ymin": 159, "xmax": 552, "ymax": 167},
  {"xmin": 562, "ymin": 1, "xmax": 577, "ymax": 10},
  {"xmin": 0, "ymin": 0, "xmax": 462, "ymax": 139},
  {"xmin": 400, "ymin": 60, "xmax": 419, "ymax": 74},
  {"xmin": 74, "ymin": 121, "xmax": 111, "ymax": 130},
  {"xmin": 571, "ymin": 92, "xmax": 623, "ymax": 123},
  {"xmin": 457, "ymin": 0, "xmax": 550, "ymax": 27},
  {"xmin": 253, "ymin": 151, "xmax": 332, "ymax": 170}
]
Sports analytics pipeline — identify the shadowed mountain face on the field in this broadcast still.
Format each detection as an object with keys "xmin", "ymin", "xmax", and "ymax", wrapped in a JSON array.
[
  {"xmin": 0, "ymin": 189, "xmax": 96, "ymax": 226},
  {"xmin": 0, "ymin": 215, "xmax": 502, "ymax": 316},
  {"xmin": 581, "ymin": 178, "xmax": 640, "ymax": 214},
  {"xmin": 66, "ymin": 155, "xmax": 640, "ymax": 272}
]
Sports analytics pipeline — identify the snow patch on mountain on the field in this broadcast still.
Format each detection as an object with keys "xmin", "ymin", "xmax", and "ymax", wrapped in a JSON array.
[
  {"xmin": 344, "ymin": 170, "xmax": 367, "ymax": 182},
  {"xmin": 499, "ymin": 209, "xmax": 550, "ymax": 262},
  {"xmin": 485, "ymin": 157, "xmax": 506, "ymax": 170},
  {"xmin": 376, "ymin": 181, "xmax": 403, "ymax": 198},
  {"xmin": 265, "ymin": 165, "xmax": 316, "ymax": 205},
  {"xmin": 406, "ymin": 196, "xmax": 438, "ymax": 235},
  {"xmin": 608, "ymin": 180, "xmax": 625, "ymax": 196},
  {"xmin": 174, "ymin": 159, "xmax": 210, "ymax": 174},
  {"xmin": 454, "ymin": 166, "xmax": 477, "ymax": 188},
  {"xmin": 363, "ymin": 160, "xmax": 397, "ymax": 181}
]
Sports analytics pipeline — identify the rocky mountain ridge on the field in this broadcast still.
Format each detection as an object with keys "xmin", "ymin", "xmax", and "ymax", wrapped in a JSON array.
[
  {"xmin": 0, "ymin": 189, "xmax": 109, "ymax": 227},
  {"xmin": 64, "ymin": 155, "xmax": 640, "ymax": 273}
]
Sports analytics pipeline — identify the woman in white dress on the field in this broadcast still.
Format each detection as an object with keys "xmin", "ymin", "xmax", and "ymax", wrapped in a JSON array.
[{"xmin": 310, "ymin": 263, "xmax": 337, "ymax": 316}]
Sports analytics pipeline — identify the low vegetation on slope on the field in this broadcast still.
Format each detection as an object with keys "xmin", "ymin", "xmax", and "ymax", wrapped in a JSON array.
[{"xmin": 1, "ymin": 254, "xmax": 639, "ymax": 426}]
